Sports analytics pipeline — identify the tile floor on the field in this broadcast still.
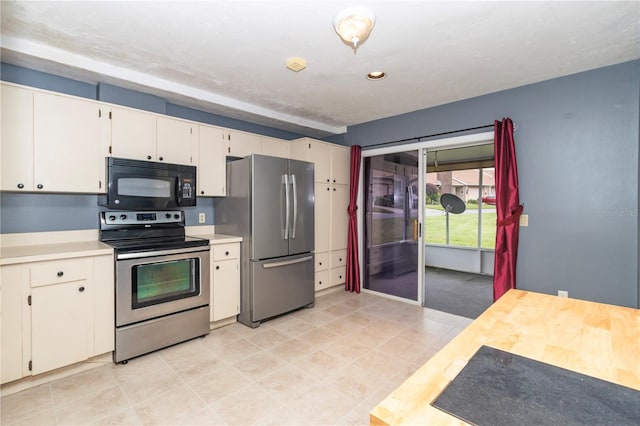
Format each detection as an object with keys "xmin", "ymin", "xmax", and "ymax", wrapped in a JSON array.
[{"xmin": 1, "ymin": 288, "xmax": 472, "ymax": 426}]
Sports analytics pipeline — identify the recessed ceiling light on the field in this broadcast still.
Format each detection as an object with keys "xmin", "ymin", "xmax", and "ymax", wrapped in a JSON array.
[{"xmin": 367, "ymin": 71, "xmax": 386, "ymax": 80}]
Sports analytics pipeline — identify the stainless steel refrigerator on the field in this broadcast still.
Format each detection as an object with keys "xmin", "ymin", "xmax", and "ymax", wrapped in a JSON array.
[{"xmin": 216, "ymin": 154, "xmax": 315, "ymax": 327}]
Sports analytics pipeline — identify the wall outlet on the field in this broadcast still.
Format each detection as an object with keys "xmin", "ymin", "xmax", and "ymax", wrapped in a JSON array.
[
  {"xmin": 520, "ymin": 214, "xmax": 528, "ymax": 227},
  {"xmin": 198, "ymin": 212, "xmax": 206, "ymax": 224},
  {"xmin": 558, "ymin": 290, "xmax": 568, "ymax": 298}
]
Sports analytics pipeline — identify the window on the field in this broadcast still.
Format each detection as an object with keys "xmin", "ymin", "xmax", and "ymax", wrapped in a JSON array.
[{"xmin": 425, "ymin": 166, "xmax": 496, "ymax": 249}]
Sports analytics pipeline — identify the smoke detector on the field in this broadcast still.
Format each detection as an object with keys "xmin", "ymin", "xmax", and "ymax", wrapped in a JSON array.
[{"xmin": 286, "ymin": 57, "xmax": 307, "ymax": 72}]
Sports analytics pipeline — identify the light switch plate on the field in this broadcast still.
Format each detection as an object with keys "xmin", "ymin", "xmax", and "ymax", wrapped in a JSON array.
[
  {"xmin": 198, "ymin": 212, "xmax": 206, "ymax": 224},
  {"xmin": 520, "ymin": 214, "xmax": 528, "ymax": 227}
]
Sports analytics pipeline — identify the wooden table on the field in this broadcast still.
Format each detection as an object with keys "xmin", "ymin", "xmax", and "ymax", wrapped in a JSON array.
[{"xmin": 370, "ymin": 289, "xmax": 640, "ymax": 425}]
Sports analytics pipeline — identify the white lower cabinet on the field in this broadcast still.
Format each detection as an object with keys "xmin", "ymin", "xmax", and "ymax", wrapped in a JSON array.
[
  {"xmin": 1, "ymin": 265, "xmax": 25, "ymax": 384},
  {"xmin": 210, "ymin": 242, "xmax": 240, "ymax": 323},
  {"xmin": 31, "ymin": 280, "xmax": 92, "ymax": 375},
  {"xmin": 314, "ymin": 252, "xmax": 329, "ymax": 291},
  {"xmin": 0, "ymin": 254, "xmax": 115, "ymax": 384}
]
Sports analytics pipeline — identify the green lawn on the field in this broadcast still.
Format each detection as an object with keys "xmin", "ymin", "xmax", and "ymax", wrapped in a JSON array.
[
  {"xmin": 425, "ymin": 212, "xmax": 496, "ymax": 248},
  {"xmin": 369, "ymin": 208, "xmax": 496, "ymax": 249}
]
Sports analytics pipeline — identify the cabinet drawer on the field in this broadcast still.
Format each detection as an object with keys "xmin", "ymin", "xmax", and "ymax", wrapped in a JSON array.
[
  {"xmin": 330, "ymin": 266, "xmax": 346, "ymax": 286},
  {"xmin": 315, "ymin": 252, "xmax": 329, "ymax": 271},
  {"xmin": 213, "ymin": 243, "xmax": 239, "ymax": 261},
  {"xmin": 331, "ymin": 250, "xmax": 347, "ymax": 268},
  {"xmin": 314, "ymin": 270, "xmax": 329, "ymax": 291},
  {"xmin": 29, "ymin": 258, "xmax": 92, "ymax": 287}
]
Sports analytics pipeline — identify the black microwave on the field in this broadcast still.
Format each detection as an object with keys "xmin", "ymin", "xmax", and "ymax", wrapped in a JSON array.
[{"xmin": 100, "ymin": 157, "xmax": 197, "ymax": 210}]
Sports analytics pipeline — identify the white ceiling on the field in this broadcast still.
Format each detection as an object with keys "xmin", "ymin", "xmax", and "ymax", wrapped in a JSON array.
[{"xmin": 1, "ymin": 1, "xmax": 638, "ymax": 138}]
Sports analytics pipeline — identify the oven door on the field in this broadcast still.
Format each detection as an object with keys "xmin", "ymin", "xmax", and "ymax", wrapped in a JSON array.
[{"xmin": 115, "ymin": 246, "xmax": 210, "ymax": 327}]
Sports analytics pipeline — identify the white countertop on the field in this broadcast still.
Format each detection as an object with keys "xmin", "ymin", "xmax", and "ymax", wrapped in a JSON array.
[
  {"xmin": 0, "ymin": 240, "xmax": 114, "ymax": 265},
  {"xmin": 193, "ymin": 234, "xmax": 243, "ymax": 244},
  {"xmin": 0, "ymin": 231, "xmax": 242, "ymax": 266}
]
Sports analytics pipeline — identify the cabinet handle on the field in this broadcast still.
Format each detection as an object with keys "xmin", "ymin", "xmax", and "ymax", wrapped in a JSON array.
[
  {"xmin": 200, "ymin": 191, "xmax": 204, "ymax": 195},
  {"xmin": 17, "ymin": 183, "xmax": 24, "ymax": 189},
  {"xmin": 333, "ymin": 188, "xmax": 336, "ymax": 191},
  {"xmin": 37, "ymin": 184, "xmax": 44, "ymax": 189},
  {"xmin": 225, "ymin": 251, "xmax": 229, "ymax": 256},
  {"xmin": 159, "ymin": 156, "xmax": 164, "ymax": 161},
  {"xmin": 319, "ymin": 281, "xmax": 322, "ymax": 284},
  {"xmin": 319, "ymin": 262, "xmax": 322, "ymax": 265},
  {"xmin": 326, "ymin": 187, "xmax": 330, "ymax": 191},
  {"xmin": 339, "ymin": 275, "xmax": 343, "ymax": 279},
  {"xmin": 333, "ymin": 179, "xmax": 336, "ymax": 183},
  {"xmin": 57, "ymin": 271, "xmax": 64, "ymax": 277},
  {"xmin": 326, "ymin": 179, "xmax": 330, "ymax": 182},
  {"xmin": 339, "ymin": 258, "xmax": 342, "ymax": 262},
  {"xmin": 147, "ymin": 155, "xmax": 152, "ymax": 160},
  {"xmin": 215, "ymin": 266, "xmax": 220, "ymax": 270},
  {"xmin": 78, "ymin": 286, "xmax": 85, "ymax": 292}
]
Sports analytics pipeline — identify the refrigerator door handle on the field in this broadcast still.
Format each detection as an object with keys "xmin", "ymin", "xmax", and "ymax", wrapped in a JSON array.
[
  {"xmin": 283, "ymin": 174, "xmax": 290, "ymax": 240},
  {"xmin": 262, "ymin": 255, "xmax": 313, "ymax": 269},
  {"xmin": 290, "ymin": 174, "xmax": 297, "ymax": 239}
]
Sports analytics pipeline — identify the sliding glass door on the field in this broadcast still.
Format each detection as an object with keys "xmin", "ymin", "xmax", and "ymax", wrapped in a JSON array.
[{"xmin": 363, "ymin": 149, "xmax": 423, "ymax": 302}]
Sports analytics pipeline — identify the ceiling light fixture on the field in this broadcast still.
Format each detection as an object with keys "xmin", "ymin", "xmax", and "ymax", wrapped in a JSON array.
[
  {"xmin": 333, "ymin": 7, "xmax": 376, "ymax": 53},
  {"xmin": 366, "ymin": 71, "xmax": 386, "ymax": 80}
]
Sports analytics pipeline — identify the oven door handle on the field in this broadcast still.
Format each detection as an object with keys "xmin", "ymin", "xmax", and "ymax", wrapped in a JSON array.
[{"xmin": 117, "ymin": 246, "xmax": 210, "ymax": 260}]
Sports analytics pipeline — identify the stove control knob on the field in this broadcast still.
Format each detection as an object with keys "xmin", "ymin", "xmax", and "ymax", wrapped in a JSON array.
[
  {"xmin": 165, "ymin": 213, "xmax": 171, "ymax": 219},
  {"xmin": 174, "ymin": 214, "xmax": 180, "ymax": 219},
  {"xmin": 108, "ymin": 215, "xmax": 116, "ymax": 221},
  {"xmin": 120, "ymin": 214, "xmax": 127, "ymax": 220}
]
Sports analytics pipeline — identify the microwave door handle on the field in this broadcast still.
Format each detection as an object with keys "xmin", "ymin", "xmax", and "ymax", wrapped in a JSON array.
[
  {"xmin": 175, "ymin": 177, "xmax": 182, "ymax": 205},
  {"xmin": 283, "ymin": 174, "xmax": 289, "ymax": 240},
  {"xmin": 291, "ymin": 174, "xmax": 297, "ymax": 239}
]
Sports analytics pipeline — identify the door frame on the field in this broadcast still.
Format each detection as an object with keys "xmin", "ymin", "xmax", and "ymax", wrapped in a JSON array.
[{"xmin": 358, "ymin": 131, "xmax": 494, "ymax": 305}]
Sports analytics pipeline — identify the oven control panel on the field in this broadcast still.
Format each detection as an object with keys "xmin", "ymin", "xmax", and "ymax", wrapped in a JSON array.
[{"xmin": 102, "ymin": 210, "xmax": 183, "ymax": 226}]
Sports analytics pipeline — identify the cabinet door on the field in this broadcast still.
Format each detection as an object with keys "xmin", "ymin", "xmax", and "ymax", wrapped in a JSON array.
[
  {"xmin": 31, "ymin": 280, "xmax": 92, "ymax": 375},
  {"xmin": 1, "ymin": 265, "xmax": 25, "ymax": 384},
  {"xmin": 288, "ymin": 139, "xmax": 311, "ymax": 162},
  {"xmin": 212, "ymin": 259, "xmax": 240, "ymax": 321},
  {"xmin": 156, "ymin": 117, "xmax": 195, "ymax": 165},
  {"xmin": 315, "ymin": 183, "xmax": 330, "ymax": 253},
  {"xmin": 331, "ymin": 146, "xmax": 350, "ymax": 185},
  {"xmin": 330, "ymin": 184, "xmax": 349, "ymax": 251},
  {"xmin": 309, "ymin": 141, "xmax": 331, "ymax": 183},
  {"xmin": 227, "ymin": 130, "xmax": 262, "ymax": 158},
  {"xmin": 261, "ymin": 137, "xmax": 289, "ymax": 158},
  {"xmin": 198, "ymin": 125, "xmax": 227, "ymax": 196},
  {"xmin": 33, "ymin": 92, "xmax": 101, "ymax": 193},
  {"xmin": 1, "ymin": 84, "xmax": 34, "ymax": 191},
  {"xmin": 110, "ymin": 106, "xmax": 157, "ymax": 161}
]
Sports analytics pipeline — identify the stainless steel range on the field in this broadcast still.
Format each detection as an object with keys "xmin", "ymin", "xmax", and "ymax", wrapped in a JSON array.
[{"xmin": 99, "ymin": 210, "xmax": 210, "ymax": 363}]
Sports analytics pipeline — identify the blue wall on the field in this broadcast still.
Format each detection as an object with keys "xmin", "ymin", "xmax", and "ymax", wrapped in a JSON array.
[
  {"xmin": 0, "ymin": 63, "xmax": 306, "ymax": 232},
  {"xmin": 347, "ymin": 60, "xmax": 640, "ymax": 308}
]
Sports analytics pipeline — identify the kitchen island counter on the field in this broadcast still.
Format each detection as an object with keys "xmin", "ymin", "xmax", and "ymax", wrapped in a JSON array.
[{"xmin": 370, "ymin": 289, "xmax": 640, "ymax": 425}]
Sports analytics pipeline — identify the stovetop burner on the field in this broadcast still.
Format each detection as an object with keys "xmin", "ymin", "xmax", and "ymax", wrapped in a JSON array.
[{"xmin": 99, "ymin": 210, "xmax": 209, "ymax": 253}]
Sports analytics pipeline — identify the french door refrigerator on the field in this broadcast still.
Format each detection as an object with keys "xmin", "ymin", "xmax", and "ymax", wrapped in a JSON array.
[{"xmin": 216, "ymin": 154, "xmax": 315, "ymax": 327}]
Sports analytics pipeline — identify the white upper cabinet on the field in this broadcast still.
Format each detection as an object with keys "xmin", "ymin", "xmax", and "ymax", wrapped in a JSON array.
[
  {"xmin": 261, "ymin": 136, "xmax": 289, "ymax": 158},
  {"xmin": 330, "ymin": 145, "xmax": 350, "ymax": 185},
  {"xmin": 108, "ymin": 107, "xmax": 195, "ymax": 165},
  {"xmin": 156, "ymin": 116, "xmax": 195, "ymax": 165},
  {"xmin": 1, "ymin": 84, "xmax": 34, "ymax": 192},
  {"xmin": 226, "ymin": 129, "xmax": 262, "ymax": 158},
  {"xmin": 33, "ymin": 91, "xmax": 103, "ymax": 193},
  {"xmin": 109, "ymin": 106, "xmax": 157, "ymax": 161},
  {"xmin": 290, "ymin": 138, "xmax": 349, "ymax": 184},
  {"xmin": 197, "ymin": 125, "xmax": 227, "ymax": 196}
]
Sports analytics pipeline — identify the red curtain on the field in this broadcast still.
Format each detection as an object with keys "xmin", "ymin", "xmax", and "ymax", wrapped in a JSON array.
[
  {"xmin": 493, "ymin": 118, "xmax": 523, "ymax": 301},
  {"xmin": 345, "ymin": 145, "xmax": 362, "ymax": 293}
]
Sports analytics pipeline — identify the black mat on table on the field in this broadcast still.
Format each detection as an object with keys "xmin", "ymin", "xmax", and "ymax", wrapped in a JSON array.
[{"xmin": 431, "ymin": 345, "xmax": 640, "ymax": 426}]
